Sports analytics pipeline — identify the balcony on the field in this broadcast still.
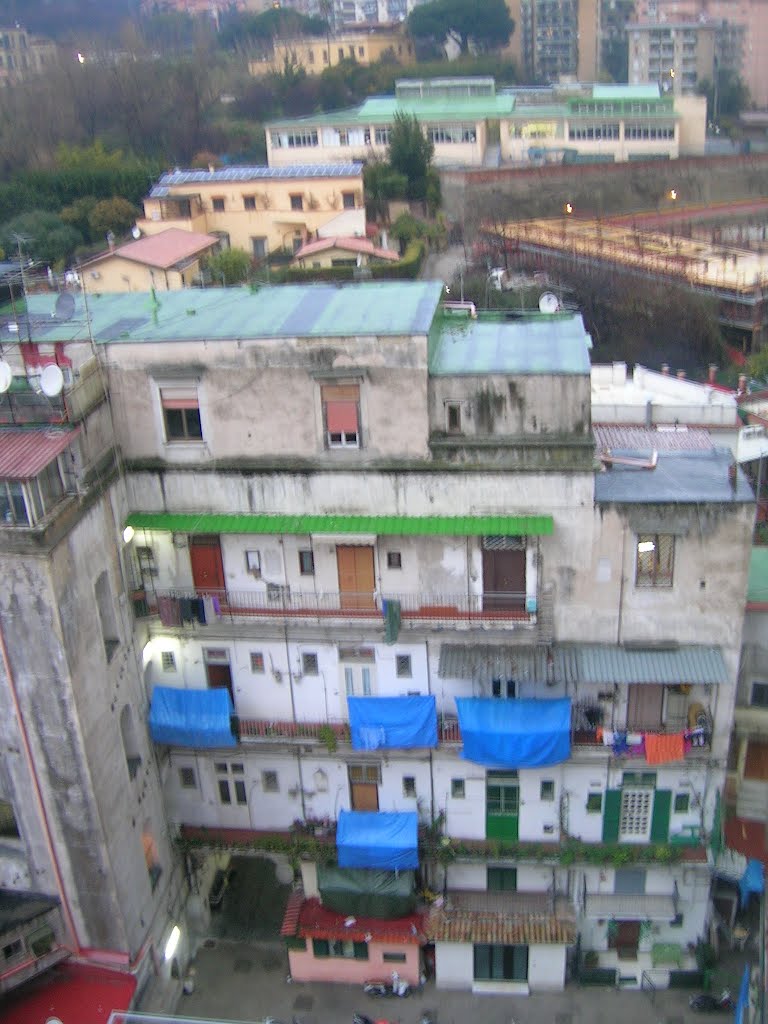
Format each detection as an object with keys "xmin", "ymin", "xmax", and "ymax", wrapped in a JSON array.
[
  {"xmin": 239, "ymin": 715, "xmax": 460, "ymax": 745},
  {"xmin": 0, "ymin": 362, "xmax": 106, "ymax": 427},
  {"xmin": 134, "ymin": 586, "xmax": 539, "ymax": 631}
]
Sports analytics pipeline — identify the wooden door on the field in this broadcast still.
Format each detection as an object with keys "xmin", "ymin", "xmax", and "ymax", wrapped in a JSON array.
[
  {"xmin": 626, "ymin": 684, "xmax": 664, "ymax": 731},
  {"xmin": 337, "ymin": 545, "xmax": 375, "ymax": 610},
  {"xmin": 609, "ymin": 921, "xmax": 641, "ymax": 959},
  {"xmin": 350, "ymin": 782, "xmax": 379, "ymax": 810},
  {"xmin": 207, "ymin": 663, "xmax": 233, "ymax": 702},
  {"xmin": 745, "ymin": 740, "xmax": 768, "ymax": 780},
  {"xmin": 482, "ymin": 549, "xmax": 525, "ymax": 611},
  {"xmin": 190, "ymin": 535, "xmax": 225, "ymax": 593}
]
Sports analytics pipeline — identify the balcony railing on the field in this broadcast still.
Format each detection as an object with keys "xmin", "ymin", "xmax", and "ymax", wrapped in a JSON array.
[
  {"xmin": 134, "ymin": 586, "xmax": 536, "ymax": 626},
  {"xmin": 239, "ymin": 715, "xmax": 461, "ymax": 744},
  {"xmin": 0, "ymin": 365, "xmax": 105, "ymax": 426}
]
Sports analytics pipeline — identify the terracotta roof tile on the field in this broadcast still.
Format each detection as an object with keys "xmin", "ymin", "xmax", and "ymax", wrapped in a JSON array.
[
  {"xmin": 294, "ymin": 236, "xmax": 400, "ymax": 262},
  {"xmin": 86, "ymin": 228, "xmax": 218, "ymax": 271},
  {"xmin": 287, "ymin": 897, "xmax": 425, "ymax": 944},
  {"xmin": 426, "ymin": 892, "xmax": 576, "ymax": 946}
]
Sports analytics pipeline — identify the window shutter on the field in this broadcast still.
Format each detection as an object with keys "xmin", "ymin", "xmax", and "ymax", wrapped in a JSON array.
[
  {"xmin": 160, "ymin": 387, "xmax": 198, "ymax": 410},
  {"xmin": 353, "ymin": 941, "xmax": 369, "ymax": 960},
  {"xmin": 650, "ymin": 789, "xmax": 672, "ymax": 842},
  {"xmin": 312, "ymin": 938, "xmax": 329, "ymax": 957},
  {"xmin": 325, "ymin": 401, "xmax": 358, "ymax": 433},
  {"xmin": 602, "ymin": 789, "xmax": 621, "ymax": 842}
]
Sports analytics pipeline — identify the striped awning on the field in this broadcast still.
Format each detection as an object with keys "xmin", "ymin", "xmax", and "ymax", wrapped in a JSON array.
[{"xmin": 0, "ymin": 428, "xmax": 80, "ymax": 479}]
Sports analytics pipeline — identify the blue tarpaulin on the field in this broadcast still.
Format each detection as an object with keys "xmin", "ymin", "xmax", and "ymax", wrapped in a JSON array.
[
  {"xmin": 348, "ymin": 695, "xmax": 437, "ymax": 751},
  {"xmin": 336, "ymin": 810, "xmax": 419, "ymax": 870},
  {"xmin": 739, "ymin": 858, "xmax": 764, "ymax": 908},
  {"xmin": 148, "ymin": 686, "xmax": 236, "ymax": 748},
  {"xmin": 455, "ymin": 697, "xmax": 571, "ymax": 768}
]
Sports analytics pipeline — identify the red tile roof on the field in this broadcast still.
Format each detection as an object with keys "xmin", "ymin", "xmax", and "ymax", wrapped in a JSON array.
[
  {"xmin": 294, "ymin": 236, "xmax": 400, "ymax": 262},
  {"xmin": 87, "ymin": 228, "xmax": 218, "ymax": 270},
  {"xmin": 0, "ymin": 428, "xmax": 80, "ymax": 479},
  {"xmin": 725, "ymin": 815, "xmax": 768, "ymax": 864},
  {"xmin": 282, "ymin": 896, "xmax": 425, "ymax": 944},
  {"xmin": 426, "ymin": 892, "xmax": 576, "ymax": 946},
  {"xmin": 2, "ymin": 961, "xmax": 136, "ymax": 1024}
]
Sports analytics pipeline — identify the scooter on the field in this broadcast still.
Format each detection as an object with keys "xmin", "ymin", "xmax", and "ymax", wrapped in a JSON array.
[
  {"xmin": 689, "ymin": 989, "xmax": 735, "ymax": 1012},
  {"xmin": 363, "ymin": 971, "xmax": 412, "ymax": 998}
]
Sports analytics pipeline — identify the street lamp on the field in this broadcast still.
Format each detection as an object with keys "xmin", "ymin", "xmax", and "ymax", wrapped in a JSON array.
[
  {"xmin": 669, "ymin": 189, "xmax": 677, "ymax": 201},
  {"xmin": 564, "ymin": 202, "xmax": 574, "ymax": 215}
]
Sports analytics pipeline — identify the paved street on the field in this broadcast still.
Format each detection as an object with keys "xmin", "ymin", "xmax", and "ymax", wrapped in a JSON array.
[{"xmin": 174, "ymin": 939, "xmax": 710, "ymax": 1024}]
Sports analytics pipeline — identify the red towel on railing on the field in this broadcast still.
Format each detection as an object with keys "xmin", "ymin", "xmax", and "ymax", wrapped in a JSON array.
[{"xmin": 644, "ymin": 732, "xmax": 685, "ymax": 764}]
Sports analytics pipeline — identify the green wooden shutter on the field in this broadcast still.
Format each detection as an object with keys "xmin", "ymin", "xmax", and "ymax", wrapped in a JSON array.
[
  {"xmin": 312, "ymin": 939, "xmax": 329, "ymax": 957},
  {"xmin": 353, "ymin": 941, "xmax": 369, "ymax": 960},
  {"xmin": 650, "ymin": 790, "xmax": 672, "ymax": 842},
  {"xmin": 602, "ymin": 789, "xmax": 621, "ymax": 841}
]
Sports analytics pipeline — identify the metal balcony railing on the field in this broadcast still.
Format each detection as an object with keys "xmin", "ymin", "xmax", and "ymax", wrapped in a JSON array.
[
  {"xmin": 0, "ymin": 365, "xmax": 105, "ymax": 426},
  {"xmin": 238, "ymin": 715, "xmax": 462, "ymax": 744},
  {"xmin": 134, "ymin": 586, "xmax": 536, "ymax": 626}
]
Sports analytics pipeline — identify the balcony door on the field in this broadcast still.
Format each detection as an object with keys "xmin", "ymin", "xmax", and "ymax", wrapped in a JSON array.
[
  {"xmin": 626, "ymin": 683, "xmax": 664, "ymax": 731},
  {"xmin": 349, "ymin": 763, "xmax": 380, "ymax": 810},
  {"xmin": 486, "ymin": 771, "xmax": 519, "ymax": 840},
  {"xmin": 190, "ymin": 535, "xmax": 225, "ymax": 593},
  {"xmin": 337, "ymin": 545, "xmax": 375, "ymax": 610},
  {"xmin": 482, "ymin": 547, "xmax": 525, "ymax": 611}
]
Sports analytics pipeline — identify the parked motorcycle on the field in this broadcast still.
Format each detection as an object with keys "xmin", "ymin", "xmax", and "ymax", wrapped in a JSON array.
[
  {"xmin": 363, "ymin": 971, "xmax": 412, "ymax": 998},
  {"xmin": 689, "ymin": 990, "xmax": 735, "ymax": 1013}
]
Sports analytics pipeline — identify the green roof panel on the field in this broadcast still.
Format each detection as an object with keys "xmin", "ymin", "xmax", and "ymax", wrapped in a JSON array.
[
  {"xmin": 747, "ymin": 546, "xmax": 768, "ymax": 603},
  {"xmin": 126, "ymin": 512, "xmax": 554, "ymax": 536}
]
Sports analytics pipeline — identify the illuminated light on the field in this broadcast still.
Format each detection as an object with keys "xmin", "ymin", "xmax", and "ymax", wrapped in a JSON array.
[
  {"xmin": 77, "ymin": 52, "xmax": 85, "ymax": 64},
  {"xmin": 123, "ymin": 526, "xmax": 135, "ymax": 544},
  {"xmin": 564, "ymin": 203, "xmax": 573, "ymax": 215},
  {"xmin": 164, "ymin": 925, "xmax": 181, "ymax": 961},
  {"xmin": 637, "ymin": 541, "xmax": 655, "ymax": 553}
]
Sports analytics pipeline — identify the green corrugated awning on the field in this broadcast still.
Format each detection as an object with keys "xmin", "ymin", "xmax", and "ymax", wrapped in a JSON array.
[{"xmin": 125, "ymin": 512, "xmax": 553, "ymax": 536}]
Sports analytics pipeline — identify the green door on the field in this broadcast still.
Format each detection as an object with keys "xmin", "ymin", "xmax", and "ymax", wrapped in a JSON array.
[{"xmin": 486, "ymin": 771, "xmax": 519, "ymax": 840}]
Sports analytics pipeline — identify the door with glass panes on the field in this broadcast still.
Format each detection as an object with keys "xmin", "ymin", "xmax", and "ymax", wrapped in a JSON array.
[
  {"xmin": 486, "ymin": 771, "xmax": 519, "ymax": 840},
  {"xmin": 474, "ymin": 943, "xmax": 528, "ymax": 981},
  {"xmin": 349, "ymin": 763, "xmax": 380, "ymax": 810}
]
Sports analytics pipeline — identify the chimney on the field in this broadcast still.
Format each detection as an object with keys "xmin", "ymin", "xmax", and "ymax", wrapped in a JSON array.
[
  {"xmin": 708, "ymin": 364, "xmax": 718, "ymax": 385},
  {"xmin": 661, "ymin": 363, "xmax": 670, "ymax": 375},
  {"xmin": 677, "ymin": 369, "xmax": 686, "ymax": 379}
]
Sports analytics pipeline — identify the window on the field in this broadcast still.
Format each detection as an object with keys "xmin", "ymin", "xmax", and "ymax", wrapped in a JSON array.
[
  {"xmin": 387, "ymin": 551, "xmax": 402, "ymax": 569},
  {"xmin": 313, "ymin": 938, "xmax": 368, "ymax": 959},
  {"xmin": 244, "ymin": 195, "xmax": 257, "ymax": 210},
  {"xmin": 451, "ymin": 778, "xmax": 465, "ymax": 799},
  {"xmin": 338, "ymin": 129, "xmax": 350, "ymax": 145},
  {"xmin": 251, "ymin": 237, "xmax": 268, "ymax": 259},
  {"xmin": 342, "ymin": 191, "xmax": 356, "ymax": 209},
  {"xmin": 0, "ymin": 480, "xmax": 29, "ymax": 525},
  {"xmin": 358, "ymin": 46, "xmax": 365, "ymax": 57},
  {"xmin": 338, "ymin": 47, "xmax": 344, "ymax": 59},
  {"xmin": 290, "ymin": 194, "xmax": 304, "ymax": 211},
  {"xmin": 212, "ymin": 197, "xmax": 225, "ymax": 212},
  {"xmin": 671, "ymin": 912, "xmax": 684, "ymax": 927},
  {"xmin": 218, "ymin": 780, "xmax": 232, "ymax": 804},
  {"xmin": 382, "ymin": 951, "xmax": 406, "ymax": 963},
  {"xmin": 349, "ymin": 763, "xmax": 381, "ymax": 784},
  {"xmin": 374, "ymin": 126, "xmax": 391, "ymax": 145},
  {"xmin": 396, "ymin": 654, "xmax": 412, "ymax": 678},
  {"xmin": 287, "ymin": 129, "xmax": 319, "ymax": 147},
  {"xmin": 429, "ymin": 124, "xmax": 477, "ymax": 144},
  {"xmin": 322, "ymin": 383, "xmax": 360, "ymax": 448},
  {"xmin": 161, "ymin": 386, "xmax": 202, "ymax": 442},
  {"xmin": 250, "ymin": 651, "xmax": 265, "ymax": 673},
  {"xmin": 486, "ymin": 774, "xmax": 519, "ymax": 815},
  {"xmin": 752, "ymin": 682, "xmax": 768, "ymax": 707},
  {"xmin": 179, "ymin": 766, "xmax": 197, "ymax": 789},
  {"xmin": 299, "ymin": 549, "xmax": 315, "ymax": 575},
  {"xmin": 95, "ymin": 570, "xmax": 119, "ymax": 661},
  {"xmin": 0, "ymin": 799, "xmax": 20, "ymax": 838},
  {"xmin": 540, "ymin": 780, "xmax": 555, "ymax": 801},
  {"xmin": 586, "ymin": 792, "xmax": 603, "ymax": 813},
  {"xmin": 488, "ymin": 867, "xmax": 517, "ymax": 891},
  {"xmin": 308, "ymin": 49, "xmax": 314, "ymax": 63},
  {"xmin": 302, "ymin": 652, "xmax": 319, "ymax": 676},
  {"xmin": 619, "ymin": 787, "xmax": 653, "ymax": 838},
  {"xmin": 446, "ymin": 402, "xmax": 462, "ymax": 432},
  {"xmin": 3, "ymin": 938, "xmax": 23, "ymax": 962},
  {"xmin": 262, "ymin": 770, "xmax": 279, "ymax": 792},
  {"xmin": 491, "ymin": 678, "xmax": 516, "ymax": 699},
  {"xmin": 636, "ymin": 534, "xmax": 674, "ymax": 586},
  {"xmin": 161, "ymin": 651, "xmax": 176, "ymax": 672},
  {"xmin": 246, "ymin": 549, "xmax": 262, "ymax": 576},
  {"xmin": 474, "ymin": 943, "xmax": 528, "ymax": 981},
  {"xmin": 217, "ymin": 763, "xmax": 247, "ymax": 805},
  {"xmin": 402, "ymin": 775, "xmax": 417, "ymax": 798},
  {"xmin": 120, "ymin": 705, "xmax": 142, "ymax": 780},
  {"xmin": 674, "ymin": 792, "xmax": 690, "ymax": 813}
]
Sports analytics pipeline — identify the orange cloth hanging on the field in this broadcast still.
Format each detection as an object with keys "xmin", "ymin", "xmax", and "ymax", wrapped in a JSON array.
[{"xmin": 644, "ymin": 732, "xmax": 685, "ymax": 765}]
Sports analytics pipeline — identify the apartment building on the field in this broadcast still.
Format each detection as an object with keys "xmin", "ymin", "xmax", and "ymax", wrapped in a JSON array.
[
  {"xmin": 137, "ymin": 164, "xmax": 366, "ymax": 260},
  {"xmin": 4, "ymin": 282, "xmax": 751, "ymax": 994},
  {"xmin": 266, "ymin": 78, "xmax": 706, "ymax": 169},
  {"xmin": 0, "ymin": 26, "xmax": 57, "ymax": 85},
  {"xmin": 505, "ymin": 0, "xmax": 600, "ymax": 83},
  {"xmin": 248, "ymin": 23, "xmax": 415, "ymax": 76},
  {"xmin": 628, "ymin": 21, "xmax": 719, "ymax": 96}
]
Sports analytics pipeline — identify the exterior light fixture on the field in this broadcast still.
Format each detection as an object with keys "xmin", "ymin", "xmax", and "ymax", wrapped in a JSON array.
[
  {"xmin": 123, "ymin": 526, "xmax": 135, "ymax": 544},
  {"xmin": 164, "ymin": 925, "xmax": 181, "ymax": 961}
]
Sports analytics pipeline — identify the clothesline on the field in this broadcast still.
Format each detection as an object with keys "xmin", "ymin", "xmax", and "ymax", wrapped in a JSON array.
[
  {"xmin": 596, "ymin": 726, "xmax": 708, "ymax": 763},
  {"xmin": 157, "ymin": 594, "xmax": 223, "ymax": 627}
]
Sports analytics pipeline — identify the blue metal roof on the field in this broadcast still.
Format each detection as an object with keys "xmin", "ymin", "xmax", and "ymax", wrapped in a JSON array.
[
  {"xmin": 595, "ymin": 449, "xmax": 754, "ymax": 504},
  {"xmin": 150, "ymin": 163, "xmax": 363, "ymax": 197}
]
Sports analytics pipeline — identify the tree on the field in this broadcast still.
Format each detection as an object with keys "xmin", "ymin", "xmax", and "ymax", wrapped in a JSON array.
[
  {"xmin": 387, "ymin": 112, "xmax": 435, "ymax": 202},
  {"xmin": 88, "ymin": 197, "xmax": 140, "ymax": 240},
  {"xmin": 697, "ymin": 69, "xmax": 750, "ymax": 124},
  {"xmin": 0, "ymin": 211, "xmax": 82, "ymax": 269},
  {"xmin": 363, "ymin": 160, "xmax": 408, "ymax": 219},
  {"xmin": 204, "ymin": 248, "xmax": 252, "ymax": 286},
  {"xmin": 408, "ymin": 0, "xmax": 514, "ymax": 55}
]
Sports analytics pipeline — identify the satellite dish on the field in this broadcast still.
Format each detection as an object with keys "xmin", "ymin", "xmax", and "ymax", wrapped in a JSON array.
[
  {"xmin": 54, "ymin": 291, "xmax": 76, "ymax": 321},
  {"xmin": 40, "ymin": 364, "xmax": 65, "ymax": 397},
  {"xmin": 131, "ymin": 224, "xmax": 142, "ymax": 240},
  {"xmin": 539, "ymin": 292, "xmax": 560, "ymax": 314},
  {"xmin": 0, "ymin": 359, "xmax": 11, "ymax": 394}
]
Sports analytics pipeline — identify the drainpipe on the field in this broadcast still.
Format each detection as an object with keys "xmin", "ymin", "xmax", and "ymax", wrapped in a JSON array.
[
  {"xmin": 283, "ymin": 622, "xmax": 306, "ymax": 820},
  {"xmin": 425, "ymin": 639, "xmax": 435, "ymax": 825},
  {"xmin": 0, "ymin": 618, "xmax": 82, "ymax": 954}
]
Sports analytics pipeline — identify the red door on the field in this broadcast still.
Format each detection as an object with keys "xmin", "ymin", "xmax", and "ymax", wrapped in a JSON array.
[
  {"xmin": 207, "ymin": 663, "xmax": 234, "ymax": 703},
  {"xmin": 189, "ymin": 536, "xmax": 225, "ymax": 594}
]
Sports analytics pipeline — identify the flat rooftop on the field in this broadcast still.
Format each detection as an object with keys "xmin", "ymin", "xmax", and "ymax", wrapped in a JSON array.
[
  {"xmin": 149, "ymin": 164, "xmax": 363, "ymax": 197},
  {"xmin": 22, "ymin": 282, "xmax": 445, "ymax": 343},
  {"xmin": 595, "ymin": 447, "xmax": 754, "ymax": 504},
  {"xmin": 429, "ymin": 311, "xmax": 593, "ymax": 375}
]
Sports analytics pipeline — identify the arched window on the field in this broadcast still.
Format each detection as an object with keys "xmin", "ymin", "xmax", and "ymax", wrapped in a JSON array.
[
  {"xmin": 120, "ymin": 705, "xmax": 141, "ymax": 780},
  {"xmin": 94, "ymin": 570, "xmax": 120, "ymax": 661}
]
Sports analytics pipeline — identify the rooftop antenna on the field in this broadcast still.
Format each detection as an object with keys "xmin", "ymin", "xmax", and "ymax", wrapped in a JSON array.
[{"xmin": 0, "ymin": 359, "xmax": 11, "ymax": 394}]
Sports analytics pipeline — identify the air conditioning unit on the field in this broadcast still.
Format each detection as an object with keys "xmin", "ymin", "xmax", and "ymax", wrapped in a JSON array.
[{"xmin": 90, "ymin": 271, "xmax": 101, "ymax": 280}]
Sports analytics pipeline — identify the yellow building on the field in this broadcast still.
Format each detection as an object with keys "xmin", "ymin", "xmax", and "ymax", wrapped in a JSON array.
[
  {"xmin": 137, "ymin": 164, "xmax": 366, "ymax": 258},
  {"xmin": 248, "ymin": 23, "xmax": 414, "ymax": 76},
  {"xmin": 81, "ymin": 229, "xmax": 220, "ymax": 293},
  {"xmin": 0, "ymin": 26, "xmax": 58, "ymax": 84}
]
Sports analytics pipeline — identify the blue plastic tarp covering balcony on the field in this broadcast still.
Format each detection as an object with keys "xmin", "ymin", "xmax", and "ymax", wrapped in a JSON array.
[
  {"xmin": 148, "ymin": 686, "xmax": 236, "ymax": 748},
  {"xmin": 336, "ymin": 810, "xmax": 419, "ymax": 870},
  {"xmin": 455, "ymin": 697, "xmax": 571, "ymax": 768},
  {"xmin": 348, "ymin": 695, "xmax": 437, "ymax": 750}
]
